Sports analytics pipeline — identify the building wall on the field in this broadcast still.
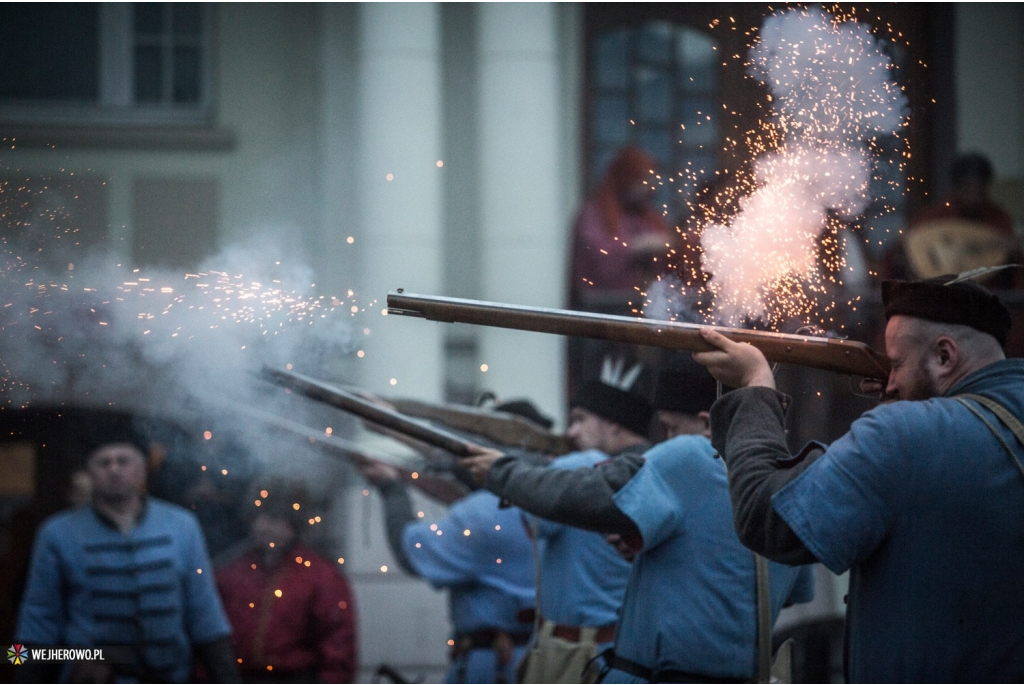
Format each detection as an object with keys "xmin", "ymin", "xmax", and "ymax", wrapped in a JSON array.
[{"xmin": 218, "ymin": 4, "xmax": 322, "ymax": 244}]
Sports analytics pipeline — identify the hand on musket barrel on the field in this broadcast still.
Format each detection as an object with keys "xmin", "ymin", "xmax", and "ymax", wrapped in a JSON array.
[
  {"xmin": 692, "ymin": 328, "xmax": 778, "ymax": 390},
  {"xmin": 386, "ymin": 292, "xmax": 892, "ymax": 379},
  {"xmin": 694, "ymin": 328, "xmax": 890, "ymax": 400},
  {"xmin": 460, "ymin": 444, "xmax": 506, "ymax": 486}
]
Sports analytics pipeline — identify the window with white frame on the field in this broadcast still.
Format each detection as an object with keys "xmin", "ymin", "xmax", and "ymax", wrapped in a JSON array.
[{"xmin": 0, "ymin": 3, "xmax": 212, "ymax": 124}]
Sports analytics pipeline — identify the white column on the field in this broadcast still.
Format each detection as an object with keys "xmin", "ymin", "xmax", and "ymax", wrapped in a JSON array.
[
  {"xmin": 311, "ymin": 4, "xmax": 359, "ymax": 385},
  {"xmin": 476, "ymin": 4, "xmax": 571, "ymax": 424},
  {"xmin": 355, "ymin": 4, "xmax": 445, "ymax": 400},
  {"xmin": 348, "ymin": 7, "xmax": 450, "ymax": 681}
]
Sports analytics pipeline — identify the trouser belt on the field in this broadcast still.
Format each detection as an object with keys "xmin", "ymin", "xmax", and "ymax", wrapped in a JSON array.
[
  {"xmin": 451, "ymin": 629, "xmax": 532, "ymax": 684},
  {"xmin": 601, "ymin": 649, "xmax": 751, "ymax": 684},
  {"xmin": 515, "ymin": 607, "xmax": 537, "ymax": 623},
  {"xmin": 451, "ymin": 629, "xmax": 531, "ymax": 658}
]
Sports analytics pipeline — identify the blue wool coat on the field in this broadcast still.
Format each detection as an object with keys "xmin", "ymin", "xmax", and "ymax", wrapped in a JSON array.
[
  {"xmin": 402, "ymin": 489, "xmax": 535, "ymax": 684},
  {"xmin": 608, "ymin": 436, "xmax": 813, "ymax": 682},
  {"xmin": 17, "ymin": 498, "xmax": 231, "ymax": 682},
  {"xmin": 774, "ymin": 358, "xmax": 1024, "ymax": 681}
]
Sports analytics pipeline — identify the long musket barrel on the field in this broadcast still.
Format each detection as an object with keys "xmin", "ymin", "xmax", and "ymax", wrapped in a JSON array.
[
  {"xmin": 215, "ymin": 399, "xmax": 469, "ymax": 504},
  {"xmin": 386, "ymin": 291, "xmax": 891, "ymax": 378},
  {"xmin": 390, "ymin": 397, "xmax": 573, "ymax": 455},
  {"xmin": 261, "ymin": 366, "xmax": 477, "ymax": 457},
  {"xmin": 210, "ymin": 399, "xmax": 400, "ymax": 467}
]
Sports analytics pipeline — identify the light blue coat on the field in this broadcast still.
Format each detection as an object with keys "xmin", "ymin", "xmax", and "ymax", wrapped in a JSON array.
[
  {"xmin": 607, "ymin": 436, "xmax": 813, "ymax": 682},
  {"xmin": 774, "ymin": 358, "xmax": 1024, "ymax": 682},
  {"xmin": 403, "ymin": 489, "xmax": 535, "ymax": 684},
  {"xmin": 17, "ymin": 499, "xmax": 231, "ymax": 683}
]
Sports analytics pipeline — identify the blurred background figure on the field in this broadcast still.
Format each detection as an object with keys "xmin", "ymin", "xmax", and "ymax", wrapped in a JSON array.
[
  {"xmin": 180, "ymin": 468, "xmax": 249, "ymax": 557},
  {"xmin": 884, "ymin": 152, "xmax": 1023, "ymax": 289},
  {"xmin": 569, "ymin": 146, "xmax": 671, "ymax": 311},
  {"xmin": 17, "ymin": 442, "xmax": 238, "ymax": 683},
  {"xmin": 568, "ymin": 147, "xmax": 673, "ymax": 401},
  {"xmin": 359, "ymin": 458, "xmax": 535, "ymax": 685},
  {"xmin": 216, "ymin": 480, "xmax": 357, "ymax": 683}
]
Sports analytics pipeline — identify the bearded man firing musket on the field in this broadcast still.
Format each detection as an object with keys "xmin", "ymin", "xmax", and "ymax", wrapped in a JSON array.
[{"xmin": 693, "ymin": 274, "xmax": 1024, "ymax": 682}]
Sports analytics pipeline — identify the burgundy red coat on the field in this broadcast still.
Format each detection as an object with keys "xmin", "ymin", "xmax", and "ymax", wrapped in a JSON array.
[{"xmin": 216, "ymin": 543, "xmax": 357, "ymax": 683}]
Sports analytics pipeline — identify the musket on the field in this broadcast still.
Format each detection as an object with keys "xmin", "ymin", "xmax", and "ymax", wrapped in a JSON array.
[
  {"xmin": 215, "ymin": 400, "xmax": 470, "ymax": 504},
  {"xmin": 386, "ymin": 291, "xmax": 891, "ymax": 378},
  {"xmin": 390, "ymin": 397, "xmax": 573, "ymax": 455},
  {"xmin": 260, "ymin": 366, "xmax": 478, "ymax": 457}
]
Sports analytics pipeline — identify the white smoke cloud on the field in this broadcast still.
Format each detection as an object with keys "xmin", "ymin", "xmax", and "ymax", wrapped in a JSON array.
[
  {"xmin": 700, "ymin": 6, "xmax": 908, "ymax": 325},
  {"xmin": 643, "ymin": 274, "xmax": 706, "ymax": 324},
  {"xmin": 1, "ymin": 206, "xmax": 364, "ymax": 475}
]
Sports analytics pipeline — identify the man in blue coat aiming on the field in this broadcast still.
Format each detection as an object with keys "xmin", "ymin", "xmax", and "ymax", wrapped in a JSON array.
[{"xmin": 694, "ymin": 274, "xmax": 1024, "ymax": 682}]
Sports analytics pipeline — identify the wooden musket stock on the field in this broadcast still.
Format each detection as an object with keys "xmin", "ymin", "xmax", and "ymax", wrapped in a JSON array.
[
  {"xmin": 261, "ymin": 366, "xmax": 477, "ymax": 457},
  {"xmin": 386, "ymin": 292, "xmax": 891, "ymax": 379},
  {"xmin": 390, "ymin": 398, "xmax": 573, "ymax": 455}
]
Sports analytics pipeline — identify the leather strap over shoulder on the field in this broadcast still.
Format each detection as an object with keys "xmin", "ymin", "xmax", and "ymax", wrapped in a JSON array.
[
  {"xmin": 953, "ymin": 393, "xmax": 1024, "ymax": 483},
  {"xmin": 754, "ymin": 554, "xmax": 772, "ymax": 683}
]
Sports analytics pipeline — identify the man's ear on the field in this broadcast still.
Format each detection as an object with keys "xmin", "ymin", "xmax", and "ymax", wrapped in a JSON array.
[
  {"xmin": 698, "ymin": 411, "xmax": 711, "ymax": 439},
  {"xmin": 934, "ymin": 336, "xmax": 960, "ymax": 372}
]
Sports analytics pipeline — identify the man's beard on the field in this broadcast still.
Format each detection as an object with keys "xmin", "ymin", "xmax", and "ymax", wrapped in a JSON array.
[
  {"xmin": 904, "ymin": 358, "xmax": 942, "ymax": 401},
  {"xmin": 93, "ymin": 483, "xmax": 138, "ymax": 506}
]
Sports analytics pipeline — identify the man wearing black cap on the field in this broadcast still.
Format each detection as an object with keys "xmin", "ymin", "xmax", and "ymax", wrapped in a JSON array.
[
  {"xmin": 650, "ymin": 357, "xmax": 715, "ymax": 439},
  {"xmin": 464, "ymin": 361, "xmax": 649, "ymax": 683},
  {"xmin": 694, "ymin": 275, "xmax": 1024, "ymax": 681},
  {"xmin": 565, "ymin": 376, "xmax": 653, "ymax": 457},
  {"xmin": 464, "ymin": 357, "xmax": 814, "ymax": 683}
]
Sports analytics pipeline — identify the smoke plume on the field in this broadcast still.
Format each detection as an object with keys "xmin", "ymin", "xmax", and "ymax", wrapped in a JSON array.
[
  {"xmin": 0, "ymin": 179, "xmax": 364, "ymax": 480},
  {"xmin": 700, "ymin": 6, "xmax": 908, "ymax": 326}
]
